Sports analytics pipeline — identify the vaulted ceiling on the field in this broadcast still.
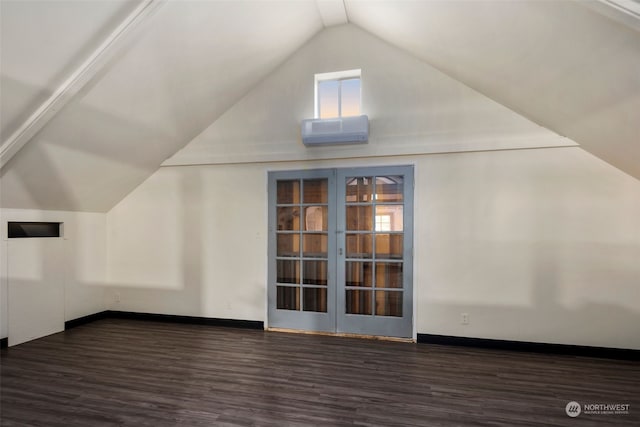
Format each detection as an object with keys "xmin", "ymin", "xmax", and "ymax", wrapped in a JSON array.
[
  {"xmin": 1, "ymin": 0, "xmax": 638, "ymax": 212},
  {"xmin": 346, "ymin": 0, "xmax": 640, "ymax": 182}
]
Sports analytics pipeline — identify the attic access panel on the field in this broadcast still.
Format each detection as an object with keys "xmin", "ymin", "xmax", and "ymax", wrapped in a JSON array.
[{"xmin": 8, "ymin": 222, "xmax": 62, "ymax": 238}]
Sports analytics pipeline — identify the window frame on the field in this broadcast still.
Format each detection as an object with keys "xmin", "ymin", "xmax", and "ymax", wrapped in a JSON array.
[{"xmin": 314, "ymin": 69, "xmax": 361, "ymax": 119}]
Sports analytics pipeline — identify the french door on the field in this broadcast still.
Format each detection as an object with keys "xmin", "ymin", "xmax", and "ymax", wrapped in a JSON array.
[{"xmin": 268, "ymin": 165, "xmax": 413, "ymax": 338}]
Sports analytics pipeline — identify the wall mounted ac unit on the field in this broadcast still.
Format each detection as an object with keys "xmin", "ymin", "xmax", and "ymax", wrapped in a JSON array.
[{"xmin": 301, "ymin": 115, "xmax": 369, "ymax": 146}]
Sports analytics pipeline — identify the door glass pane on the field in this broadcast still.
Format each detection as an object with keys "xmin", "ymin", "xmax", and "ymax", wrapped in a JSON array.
[
  {"xmin": 303, "ymin": 260, "xmax": 327, "ymax": 285},
  {"xmin": 303, "ymin": 179, "xmax": 328, "ymax": 204},
  {"xmin": 346, "ymin": 206, "xmax": 372, "ymax": 231},
  {"xmin": 375, "ymin": 205, "xmax": 403, "ymax": 231},
  {"xmin": 375, "ymin": 291, "xmax": 402, "ymax": 317},
  {"xmin": 346, "ymin": 234, "xmax": 372, "ymax": 258},
  {"xmin": 303, "ymin": 287, "xmax": 327, "ymax": 312},
  {"xmin": 277, "ymin": 234, "xmax": 299, "ymax": 257},
  {"xmin": 277, "ymin": 207, "xmax": 300, "ymax": 231},
  {"xmin": 277, "ymin": 180, "xmax": 300, "ymax": 204},
  {"xmin": 345, "ymin": 261, "xmax": 372, "ymax": 287},
  {"xmin": 346, "ymin": 177, "xmax": 373, "ymax": 202},
  {"xmin": 277, "ymin": 286, "xmax": 300, "ymax": 310},
  {"xmin": 303, "ymin": 234, "xmax": 327, "ymax": 258},
  {"xmin": 375, "ymin": 262, "xmax": 403, "ymax": 288},
  {"xmin": 304, "ymin": 206, "xmax": 327, "ymax": 231},
  {"xmin": 277, "ymin": 260, "xmax": 299, "ymax": 284},
  {"xmin": 375, "ymin": 176, "xmax": 403, "ymax": 202},
  {"xmin": 375, "ymin": 234, "xmax": 403, "ymax": 259},
  {"xmin": 346, "ymin": 290, "xmax": 372, "ymax": 315}
]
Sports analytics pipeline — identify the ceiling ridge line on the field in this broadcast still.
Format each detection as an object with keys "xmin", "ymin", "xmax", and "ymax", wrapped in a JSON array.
[
  {"xmin": 315, "ymin": 0, "xmax": 348, "ymax": 27},
  {"xmin": 0, "ymin": 0, "xmax": 166, "ymax": 170},
  {"xmin": 602, "ymin": 0, "xmax": 640, "ymax": 19},
  {"xmin": 343, "ymin": 0, "xmax": 350, "ymax": 23},
  {"xmin": 582, "ymin": 0, "xmax": 640, "ymax": 31}
]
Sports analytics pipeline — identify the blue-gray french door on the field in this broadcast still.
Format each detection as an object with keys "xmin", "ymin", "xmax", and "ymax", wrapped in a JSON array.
[{"xmin": 268, "ymin": 165, "xmax": 413, "ymax": 338}]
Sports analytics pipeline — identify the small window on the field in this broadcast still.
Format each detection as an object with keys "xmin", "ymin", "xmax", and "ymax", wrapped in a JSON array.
[
  {"xmin": 315, "ymin": 69, "xmax": 361, "ymax": 119},
  {"xmin": 375, "ymin": 215, "xmax": 391, "ymax": 232},
  {"xmin": 8, "ymin": 222, "xmax": 62, "ymax": 238}
]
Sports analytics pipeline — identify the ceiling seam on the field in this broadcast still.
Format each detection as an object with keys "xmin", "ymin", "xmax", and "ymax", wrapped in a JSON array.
[
  {"xmin": 343, "ymin": 0, "xmax": 350, "ymax": 23},
  {"xmin": 0, "ymin": 0, "xmax": 166, "ymax": 171}
]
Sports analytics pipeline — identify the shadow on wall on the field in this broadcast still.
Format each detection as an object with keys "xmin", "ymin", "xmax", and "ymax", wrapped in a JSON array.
[
  {"xmin": 104, "ymin": 166, "xmax": 265, "ymax": 320},
  {"xmin": 105, "ymin": 169, "xmax": 202, "ymax": 314},
  {"xmin": 180, "ymin": 167, "xmax": 204, "ymax": 314},
  {"xmin": 422, "ymin": 300, "xmax": 640, "ymax": 350},
  {"xmin": 422, "ymin": 240, "xmax": 640, "ymax": 349},
  {"xmin": 105, "ymin": 169, "xmax": 204, "ymax": 314}
]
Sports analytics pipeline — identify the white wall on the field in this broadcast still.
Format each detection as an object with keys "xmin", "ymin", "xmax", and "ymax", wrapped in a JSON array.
[
  {"xmin": 416, "ymin": 148, "xmax": 640, "ymax": 347},
  {"xmin": 107, "ymin": 165, "xmax": 267, "ymax": 320},
  {"xmin": 0, "ymin": 208, "xmax": 107, "ymax": 339},
  {"xmin": 107, "ymin": 149, "xmax": 640, "ymax": 349},
  {"xmin": 104, "ymin": 24, "xmax": 640, "ymax": 349},
  {"xmin": 164, "ymin": 24, "xmax": 573, "ymax": 167}
]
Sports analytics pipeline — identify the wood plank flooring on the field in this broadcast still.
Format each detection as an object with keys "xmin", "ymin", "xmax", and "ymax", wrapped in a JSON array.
[{"xmin": 1, "ymin": 319, "xmax": 639, "ymax": 426}]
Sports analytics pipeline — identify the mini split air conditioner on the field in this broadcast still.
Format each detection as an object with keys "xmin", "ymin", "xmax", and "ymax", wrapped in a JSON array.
[{"xmin": 301, "ymin": 115, "xmax": 369, "ymax": 146}]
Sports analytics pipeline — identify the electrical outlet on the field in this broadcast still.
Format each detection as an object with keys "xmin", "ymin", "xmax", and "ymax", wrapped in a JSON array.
[
  {"xmin": 115, "ymin": 292, "xmax": 121, "ymax": 303},
  {"xmin": 461, "ymin": 313, "xmax": 469, "ymax": 325}
]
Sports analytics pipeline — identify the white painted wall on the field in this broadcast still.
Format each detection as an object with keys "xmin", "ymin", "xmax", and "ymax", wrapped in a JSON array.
[
  {"xmin": 416, "ymin": 148, "xmax": 640, "ymax": 347},
  {"xmin": 0, "ymin": 209, "xmax": 107, "ymax": 340},
  {"xmin": 107, "ymin": 148, "xmax": 640, "ymax": 349},
  {"xmin": 164, "ymin": 25, "xmax": 574, "ymax": 167},
  {"xmin": 105, "ymin": 23, "xmax": 640, "ymax": 350},
  {"xmin": 107, "ymin": 165, "xmax": 267, "ymax": 320}
]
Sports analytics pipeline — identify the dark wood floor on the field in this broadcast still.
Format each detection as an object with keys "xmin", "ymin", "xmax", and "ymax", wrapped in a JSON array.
[{"xmin": 1, "ymin": 319, "xmax": 638, "ymax": 426}]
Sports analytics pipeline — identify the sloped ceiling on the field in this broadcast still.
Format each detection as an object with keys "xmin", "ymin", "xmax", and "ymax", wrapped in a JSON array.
[
  {"xmin": 1, "ymin": 0, "xmax": 638, "ymax": 213},
  {"xmin": 346, "ymin": 0, "xmax": 640, "ymax": 180},
  {"xmin": 164, "ymin": 24, "xmax": 572, "ymax": 167},
  {"xmin": 0, "ymin": 0, "xmax": 323, "ymax": 211},
  {"xmin": 0, "ymin": 0, "xmax": 140, "ymax": 141}
]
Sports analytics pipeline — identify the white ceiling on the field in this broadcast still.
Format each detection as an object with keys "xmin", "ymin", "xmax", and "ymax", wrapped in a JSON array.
[
  {"xmin": 0, "ymin": 0, "xmax": 323, "ymax": 211},
  {"xmin": 0, "ymin": 0, "xmax": 638, "ymax": 212},
  {"xmin": 346, "ymin": 0, "xmax": 640, "ymax": 180},
  {"xmin": 0, "ymin": 0, "xmax": 139, "ymax": 142}
]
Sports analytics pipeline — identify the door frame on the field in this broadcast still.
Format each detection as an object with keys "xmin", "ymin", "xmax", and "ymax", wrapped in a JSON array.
[{"xmin": 267, "ymin": 165, "xmax": 414, "ymax": 339}]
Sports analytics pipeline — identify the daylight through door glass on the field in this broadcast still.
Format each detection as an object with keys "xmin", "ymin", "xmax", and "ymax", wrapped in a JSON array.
[
  {"xmin": 276, "ymin": 179, "xmax": 329, "ymax": 312},
  {"xmin": 345, "ymin": 176, "xmax": 404, "ymax": 317}
]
